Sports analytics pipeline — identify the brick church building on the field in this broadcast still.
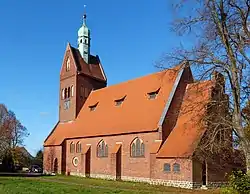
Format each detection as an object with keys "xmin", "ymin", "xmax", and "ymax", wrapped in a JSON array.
[{"xmin": 43, "ymin": 14, "xmax": 235, "ymax": 189}]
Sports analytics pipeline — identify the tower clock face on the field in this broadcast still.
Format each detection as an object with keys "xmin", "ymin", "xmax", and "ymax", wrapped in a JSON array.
[{"xmin": 64, "ymin": 100, "xmax": 70, "ymax": 110}]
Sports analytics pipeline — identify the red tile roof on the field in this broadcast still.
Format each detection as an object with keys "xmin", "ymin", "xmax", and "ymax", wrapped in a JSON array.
[
  {"xmin": 157, "ymin": 80, "xmax": 215, "ymax": 158},
  {"xmin": 71, "ymin": 46, "xmax": 106, "ymax": 82},
  {"xmin": 44, "ymin": 67, "xmax": 182, "ymax": 146}
]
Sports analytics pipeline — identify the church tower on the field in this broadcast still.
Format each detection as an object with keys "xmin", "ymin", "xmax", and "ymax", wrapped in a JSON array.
[
  {"xmin": 78, "ymin": 12, "xmax": 90, "ymax": 64},
  {"xmin": 58, "ymin": 12, "xmax": 107, "ymax": 122}
]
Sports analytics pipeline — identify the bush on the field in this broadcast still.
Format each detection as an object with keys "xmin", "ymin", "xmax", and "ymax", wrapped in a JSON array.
[{"xmin": 222, "ymin": 171, "xmax": 250, "ymax": 194}]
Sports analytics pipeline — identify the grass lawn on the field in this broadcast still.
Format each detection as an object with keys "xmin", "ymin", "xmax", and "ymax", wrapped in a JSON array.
[{"xmin": 0, "ymin": 175, "xmax": 221, "ymax": 194}]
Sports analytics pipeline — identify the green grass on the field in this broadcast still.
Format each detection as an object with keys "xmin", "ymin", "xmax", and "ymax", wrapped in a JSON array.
[{"xmin": 0, "ymin": 175, "xmax": 221, "ymax": 194}]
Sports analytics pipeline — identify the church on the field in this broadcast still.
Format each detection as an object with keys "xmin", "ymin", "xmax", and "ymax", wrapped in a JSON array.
[{"xmin": 43, "ymin": 14, "xmax": 235, "ymax": 189}]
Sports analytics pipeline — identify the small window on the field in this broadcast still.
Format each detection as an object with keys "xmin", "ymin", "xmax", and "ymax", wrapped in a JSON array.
[
  {"xmin": 173, "ymin": 163, "xmax": 180, "ymax": 172},
  {"xmin": 70, "ymin": 142, "xmax": 75, "ymax": 153},
  {"xmin": 61, "ymin": 89, "xmax": 65, "ymax": 100},
  {"xmin": 164, "ymin": 163, "xmax": 171, "ymax": 172},
  {"xmin": 68, "ymin": 87, "xmax": 71, "ymax": 98},
  {"xmin": 80, "ymin": 39, "xmax": 83, "ymax": 43},
  {"xmin": 66, "ymin": 58, "xmax": 70, "ymax": 71},
  {"xmin": 148, "ymin": 88, "xmax": 160, "ymax": 100},
  {"xmin": 72, "ymin": 157, "xmax": 79, "ymax": 167},
  {"xmin": 65, "ymin": 88, "xmax": 68, "ymax": 99},
  {"xmin": 76, "ymin": 142, "xmax": 81, "ymax": 153},
  {"xmin": 89, "ymin": 103, "xmax": 98, "ymax": 111},
  {"xmin": 97, "ymin": 140, "xmax": 108, "ymax": 157},
  {"xmin": 115, "ymin": 96, "xmax": 126, "ymax": 106},
  {"xmin": 71, "ymin": 85, "xmax": 74, "ymax": 97}
]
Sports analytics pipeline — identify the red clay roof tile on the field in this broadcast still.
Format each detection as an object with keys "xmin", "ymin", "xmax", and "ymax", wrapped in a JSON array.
[
  {"xmin": 71, "ymin": 46, "xmax": 106, "ymax": 82},
  {"xmin": 157, "ymin": 80, "xmax": 215, "ymax": 158},
  {"xmin": 44, "ymin": 67, "xmax": 181, "ymax": 146}
]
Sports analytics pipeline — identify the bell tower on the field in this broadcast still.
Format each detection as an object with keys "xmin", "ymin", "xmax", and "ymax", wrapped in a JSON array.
[
  {"xmin": 58, "ymin": 9, "xmax": 107, "ymax": 123},
  {"xmin": 78, "ymin": 8, "xmax": 90, "ymax": 64}
]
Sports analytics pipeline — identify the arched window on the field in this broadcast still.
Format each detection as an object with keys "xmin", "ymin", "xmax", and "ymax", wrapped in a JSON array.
[
  {"xmin": 66, "ymin": 58, "xmax": 70, "ymax": 71},
  {"xmin": 97, "ymin": 140, "xmax": 108, "ymax": 157},
  {"xmin": 76, "ymin": 142, "xmax": 81, "ymax": 153},
  {"xmin": 70, "ymin": 142, "xmax": 75, "ymax": 153},
  {"xmin": 71, "ymin": 85, "xmax": 74, "ymax": 97},
  {"xmin": 65, "ymin": 88, "xmax": 68, "ymax": 99},
  {"xmin": 131, "ymin": 138, "xmax": 145, "ymax": 157},
  {"xmin": 61, "ymin": 89, "xmax": 65, "ymax": 100},
  {"xmin": 68, "ymin": 87, "xmax": 70, "ymax": 98}
]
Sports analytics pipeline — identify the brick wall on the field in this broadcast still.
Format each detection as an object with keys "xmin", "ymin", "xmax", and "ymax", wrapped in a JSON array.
[
  {"xmin": 65, "ymin": 132, "xmax": 159, "ymax": 178},
  {"xmin": 43, "ymin": 146, "xmax": 62, "ymax": 174},
  {"xmin": 76, "ymin": 75, "xmax": 106, "ymax": 117},
  {"xmin": 151, "ymin": 157, "xmax": 193, "ymax": 182},
  {"xmin": 59, "ymin": 75, "xmax": 77, "ymax": 122}
]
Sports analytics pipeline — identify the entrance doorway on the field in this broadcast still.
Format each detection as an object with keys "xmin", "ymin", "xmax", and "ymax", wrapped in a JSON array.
[
  {"xmin": 116, "ymin": 147, "xmax": 121, "ymax": 180},
  {"xmin": 202, "ymin": 161, "xmax": 207, "ymax": 186},
  {"xmin": 53, "ymin": 158, "xmax": 58, "ymax": 173},
  {"xmin": 85, "ymin": 148, "xmax": 91, "ymax": 177}
]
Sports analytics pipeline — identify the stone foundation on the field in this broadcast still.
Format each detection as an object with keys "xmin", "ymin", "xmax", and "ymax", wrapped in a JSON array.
[
  {"xmin": 52, "ymin": 171, "xmax": 226, "ymax": 190},
  {"xmin": 150, "ymin": 179, "xmax": 193, "ymax": 189},
  {"xmin": 90, "ymin": 173, "xmax": 116, "ymax": 180}
]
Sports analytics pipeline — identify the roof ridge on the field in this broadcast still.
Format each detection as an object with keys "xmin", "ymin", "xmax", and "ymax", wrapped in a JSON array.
[{"xmin": 91, "ymin": 67, "xmax": 179, "ymax": 94}]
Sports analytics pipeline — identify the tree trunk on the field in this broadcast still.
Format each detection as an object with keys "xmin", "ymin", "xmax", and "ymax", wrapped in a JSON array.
[{"xmin": 242, "ymin": 140, "xmax": 250, "ymax": 173}]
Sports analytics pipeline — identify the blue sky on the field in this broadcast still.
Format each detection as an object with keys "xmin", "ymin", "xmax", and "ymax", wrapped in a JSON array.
[{"xmin": 0, "ymin": 0, "xmax": 190, "ymax": 156}]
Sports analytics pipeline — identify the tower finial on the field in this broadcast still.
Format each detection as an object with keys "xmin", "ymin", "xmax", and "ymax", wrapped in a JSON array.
[{"xmin": 83, "ymin": 5, "xmax": 87, "ymax": 25}]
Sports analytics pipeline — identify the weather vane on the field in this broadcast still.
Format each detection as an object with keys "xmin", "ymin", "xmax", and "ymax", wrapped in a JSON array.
[{"xmin": 83, "ymin": 4, "xmax": 87, "ymax": 24}]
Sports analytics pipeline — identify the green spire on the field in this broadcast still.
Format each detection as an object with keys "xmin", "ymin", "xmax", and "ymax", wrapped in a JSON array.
[{"xmin": 78, "ymin": 5, "xmax": 90, "ymax": 64}]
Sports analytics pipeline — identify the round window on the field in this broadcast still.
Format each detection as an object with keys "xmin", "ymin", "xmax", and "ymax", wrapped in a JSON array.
[{"xmin": 72, "ymin": 157, "xmax": 79, "ymax": 167}]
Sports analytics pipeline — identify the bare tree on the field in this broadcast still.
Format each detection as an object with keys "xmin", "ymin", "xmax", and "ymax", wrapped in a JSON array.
[
  {"xmin": 162, "ymin": 0, "xmax": 250, "ymax": 171},
  {"xmin": 6, "ymin": 111, "xmax": 29, "ymax": 148},
  {"xmin": 0, "ymin": 104, "xmax": 9, "ymax": 159},
  {"xmin": 0, "ymin": 104, "xmax": 29, "ymax": 162}
]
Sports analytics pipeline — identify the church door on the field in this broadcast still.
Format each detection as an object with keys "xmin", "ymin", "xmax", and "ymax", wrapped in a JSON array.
[
  {"xmin": 116, "ymin": 147, "xmax": 122, "ymax": 180},
  {"xmin": 85, "ymin": 149, "xmax": 91, "ymax": 178}
]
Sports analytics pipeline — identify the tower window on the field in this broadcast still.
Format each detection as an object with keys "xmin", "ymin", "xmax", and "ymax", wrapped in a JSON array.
[
  {"xmin": 80, "ymin": 39, "xmax": 83, "ymax": 43},
  {"xmin": 68, "ymin": 87, "xmax": 70, "ymax": 98},
  {"xmin": 64, "ymin": 88, "xmax": 68, "ymax": 99},
  {"xmin": 71, "ymin": 85, "xmax": 74, "ymax": 97},
  {"xmin": 61, "ymin": 89, "xmax": 65, "ymax": 100},
  {"xmin": 66, "ymin": 58, "xmax": 70, "ymax": 71},
  {"xmin": 84, "ymin": 39, "xmax": 87, "ymax": 44}
]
